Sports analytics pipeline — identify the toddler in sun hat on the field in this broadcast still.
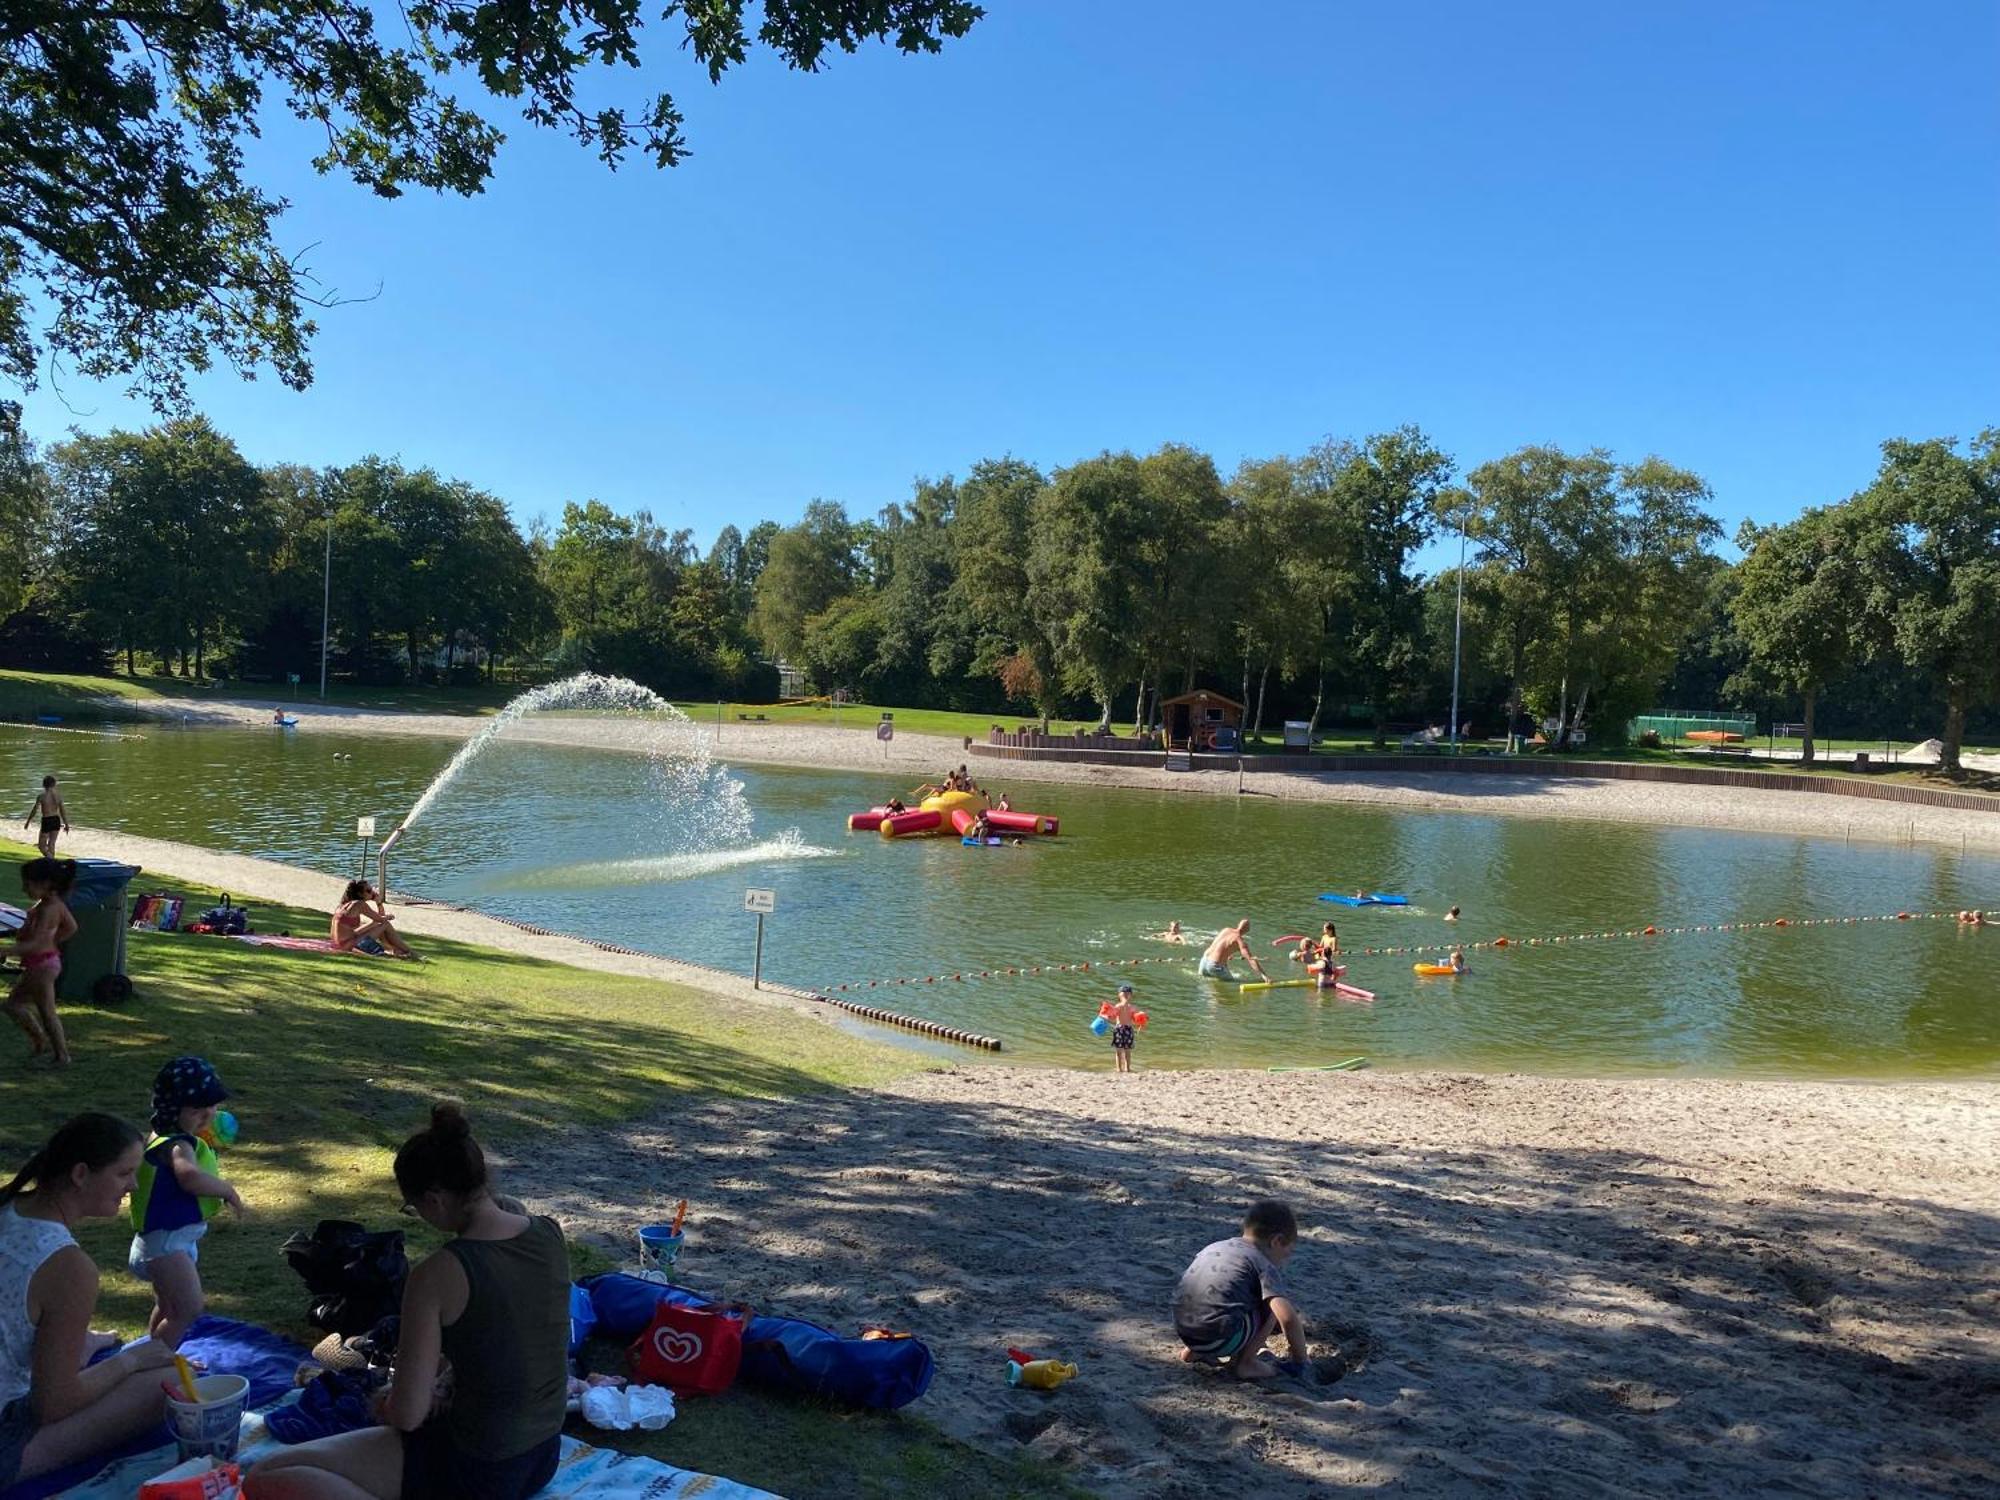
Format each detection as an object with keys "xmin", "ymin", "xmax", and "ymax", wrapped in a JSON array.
[{"xmin": 129, "ymin": 1055, "xmax": 247, "ymax": 1347}]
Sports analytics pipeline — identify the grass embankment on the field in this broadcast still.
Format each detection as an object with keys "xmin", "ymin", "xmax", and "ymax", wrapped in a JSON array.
[{"xmin": 0, "ymin": 843, "xmax": 1074, "ymax": 1499}]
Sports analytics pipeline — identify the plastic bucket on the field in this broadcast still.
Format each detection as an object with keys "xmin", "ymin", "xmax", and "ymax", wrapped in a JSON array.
[
  {"xmin": 165, "ymin": 1372, "xmax": 249, "ymax": 1460},
  {"xmin": 637, "ymin": 1224, "xmax": 684, "ymax": 1278},
  {"xmin": 1089, "ymin": 1015, "xmax": 1111, "ymax": 1037}
]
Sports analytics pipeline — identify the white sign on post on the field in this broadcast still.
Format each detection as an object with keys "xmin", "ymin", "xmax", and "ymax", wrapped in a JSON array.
[
  {"xmin": 743, "ymin": 888, "xmax": 777, "ymax": 914},
  {"xmin": 356, "ymin": 816, "xmax": 377, "ymax": 838}
]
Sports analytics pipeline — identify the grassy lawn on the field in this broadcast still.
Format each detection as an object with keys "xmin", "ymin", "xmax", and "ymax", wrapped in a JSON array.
[{"xmin": 0, "ymin": 842, "xmax": 1074, "ymax": 1499}]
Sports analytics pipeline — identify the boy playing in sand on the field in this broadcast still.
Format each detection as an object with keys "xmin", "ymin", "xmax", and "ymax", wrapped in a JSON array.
[
  {"xmin": 1174, "ymin": 1200, "xmax": 1308, "ymax": 1380},
  {"xmin": 23, "ymin": 776, "xmax": 66, "ymax": 858}
]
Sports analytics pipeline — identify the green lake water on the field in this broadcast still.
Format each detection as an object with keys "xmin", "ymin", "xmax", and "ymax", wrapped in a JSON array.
[{"xmin": 4, "ymin": 721, "xmax": 1996, "ymax": 1076}]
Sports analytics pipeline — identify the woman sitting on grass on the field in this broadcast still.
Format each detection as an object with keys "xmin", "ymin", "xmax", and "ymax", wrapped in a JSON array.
[
  {"xmin": 0, "ymin": 1113, "xmax": 178, "ymax": 1487},
  {"xmin": 330, "ymin": 881, "xmax": 414, "ymax": 959},
  {"xmin": 246, "ymin": 1103, "xmax": 570, "ymax": 1500}
]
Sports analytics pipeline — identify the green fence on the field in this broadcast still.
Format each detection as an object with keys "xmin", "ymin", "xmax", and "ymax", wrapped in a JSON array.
[{"xmin": 1629, "ymin": 712, "xmax": 1757, "ymax": 741}]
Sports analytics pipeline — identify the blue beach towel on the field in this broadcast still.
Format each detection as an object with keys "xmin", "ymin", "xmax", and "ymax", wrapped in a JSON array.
[{"xmin": 0, "ymin": 1317, "xmax": 310, "ymax": 1500}]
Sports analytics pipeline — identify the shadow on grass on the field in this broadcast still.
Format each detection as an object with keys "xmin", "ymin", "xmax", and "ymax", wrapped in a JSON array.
[{"xmin": 529, "ymin": 1080, "xmax": 2000, "ymax": 1500}]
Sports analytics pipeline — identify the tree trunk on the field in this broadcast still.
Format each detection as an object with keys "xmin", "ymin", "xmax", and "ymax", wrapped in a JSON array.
[
  {"xmin": 1252, "ymin": 661, "xmax": 1269, "ymax": 743},
  {"xmin": 123, "ymin": 639, "xmax": 134, "ymax": 676},
  {"xmin": 407, "ymin": 631, "xmax": 423, "ymax": 685},
  {"xmin": 1132, "ymin": 672, "xmax": 1146, "ymax": 736},
  {"xmin": 1182, "ymin": 642, "xmax": 1196, "ymax": 694},
  {"xmin": 1800, "ymin": 687, "xmax": 1817, "ymax": 768},
  {"xmin": 1306, "ymin": 660, "xmax": 1327, "ymax": 739},
  {"xmin": 1240, "ymin": 652, "xmax": 1250, "ymax": 728},
  {"xmin": 1556, "ymin": 674, "xmax": 1569, "ymax": 749},
  {"xmin": 1941, "ymin": 691, "xmax": 1966, "ymax": 774},
  {"xmin": 1371, "ymin": 695, "xmax": 1388, "ymax": 749},
  {"xmin": 194, "ymin": 621, "xmax": 205, "ymax": 681}
]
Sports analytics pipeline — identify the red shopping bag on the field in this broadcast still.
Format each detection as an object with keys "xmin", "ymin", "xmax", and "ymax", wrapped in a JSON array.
[{"xmin": 629, "ymin": 1299, "xmax": 750, "ymax": 1395}]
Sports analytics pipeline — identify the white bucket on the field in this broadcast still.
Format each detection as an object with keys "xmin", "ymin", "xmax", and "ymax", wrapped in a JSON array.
[{"xmin": 164, "ymin": 1372, "xmax": 249, "ymax": 1461}]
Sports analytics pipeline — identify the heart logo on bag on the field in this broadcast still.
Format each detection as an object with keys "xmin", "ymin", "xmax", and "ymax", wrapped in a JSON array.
[{"xmin": 652, "ymin": 1326, "xmax": 704, "ymax": 1365}]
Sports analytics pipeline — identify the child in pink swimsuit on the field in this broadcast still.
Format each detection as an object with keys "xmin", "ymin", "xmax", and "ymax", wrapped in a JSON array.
[{"xmin": 4, "ymin": 859, "xmax": 78, "ymax": 1065}]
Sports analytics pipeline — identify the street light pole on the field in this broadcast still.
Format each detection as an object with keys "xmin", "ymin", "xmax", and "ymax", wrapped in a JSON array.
[
  {"xmin": 1448, "ymin": 512, "xmax": 1468, "ymax": 752},
  {"xmin": 319, "ymin": 508, "xmax": 333, "ymax": 699}
]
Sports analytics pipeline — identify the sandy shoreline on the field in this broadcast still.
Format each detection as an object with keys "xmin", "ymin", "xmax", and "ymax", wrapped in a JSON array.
[
  {"xmin": 526, "ymin": 1067, "xmax": 2000, "ymax": 1498},
  {"xmin": 122, "ymin": 692, "xmax": 2000, "ymax": 853}
]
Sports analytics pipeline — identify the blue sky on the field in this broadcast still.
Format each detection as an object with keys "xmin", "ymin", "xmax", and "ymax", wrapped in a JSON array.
[{"xmin": 18, "ymin": 1, "xmax": 1999, "ymax": 562}]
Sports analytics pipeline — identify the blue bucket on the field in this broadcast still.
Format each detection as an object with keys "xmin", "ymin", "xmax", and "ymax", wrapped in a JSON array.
[
  {"xmin": 1089, "ymin": 1015, "xmax": 1111, "ymax": 1037},
  {"xmin": 637, "ymin": 1224, "xmax": 684, "ymax": 1277}
]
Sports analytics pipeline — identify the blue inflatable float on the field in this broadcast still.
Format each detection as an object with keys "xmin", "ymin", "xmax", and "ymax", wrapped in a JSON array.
[{"xmin": 1320, "ymin": 892, "xmax": 1409, "ymax": 906}]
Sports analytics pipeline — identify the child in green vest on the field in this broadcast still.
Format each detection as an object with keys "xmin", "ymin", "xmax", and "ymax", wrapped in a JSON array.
[{"xmin": 129, "ymin": 1056, "xmax": 247, "ymax": 1347}]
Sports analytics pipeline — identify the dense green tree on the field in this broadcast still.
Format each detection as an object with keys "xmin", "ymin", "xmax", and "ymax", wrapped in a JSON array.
[
  {"xmin": 1850, "ymin": 431, "xmax": 2000, "ymax": 772},
  {"xmin": 1026, "ymin": 453, "xmax": 1151, "ymax": 726},
  {"xmin": 1727, "ymin": 508, "xmax": 1867, "ymax": 764},
  {"xmin": 2, "ymin": 2, "xmax": 982, "ymax": 405},
  {"xmin": 946, "ymin": 457, "xmax": 1048, "ymax": 701},
  {"xmin": 0, "ymin": 407, "xmax": 49, "ymax": 622},
  {"xmin": 44, "ymin": 418, "xmax": 269, "ymax": 677},
  {"xmin": 1319, "ymin": 427, "xmax": 1453, "ymax": 744},
  {"xmin": 749, "ymin": 501, "xmax": 857, "ymax": 666}
]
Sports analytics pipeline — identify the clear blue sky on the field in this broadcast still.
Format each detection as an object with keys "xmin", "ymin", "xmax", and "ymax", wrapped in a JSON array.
[{"xmin": 18, "ymin": 0, "xmax": 1999, "ymax": 560}]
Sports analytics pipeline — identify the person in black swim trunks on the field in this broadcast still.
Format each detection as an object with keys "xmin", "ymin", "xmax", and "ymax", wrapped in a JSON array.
[{"xmin": 22, "ymin": 778, "xmax": 65, "ymax": 860}]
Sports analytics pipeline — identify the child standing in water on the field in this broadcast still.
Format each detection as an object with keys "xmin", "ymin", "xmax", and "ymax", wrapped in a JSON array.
[
  {"xmin": 129, "ymin": 1056, "xmax": 247, "ymax": 1347},
  {"xmin": 1107, "ymin": 983, "xmax": 1140, "ymax": 1073},
  {"xmin": 22, "ymin": 777, "xmax": 66, "ymax": 858},
  {"xmin": 4, "ymin": 858, "xmax": 78, "ymax": 1064}
]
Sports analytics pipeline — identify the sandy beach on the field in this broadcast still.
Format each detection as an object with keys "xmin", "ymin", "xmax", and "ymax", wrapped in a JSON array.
[
  {"xmin": 526, "ymin": 1067, "xmax": 2000, "ymax": 1499},
  {"xmin": 127, "ymin": 692, "xmax": 2000, "ymax": 853}
]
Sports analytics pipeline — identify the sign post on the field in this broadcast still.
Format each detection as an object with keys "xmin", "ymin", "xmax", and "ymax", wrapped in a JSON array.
[
  {"xmin": 355, "ymin": 816, "xmax": 377, "ymax": 879},
  {"xmin": 877, "ymin": 712, "xmax": 893, "ymax": 761},
  {"xmin": 743, "ymin": 888, "xmax": 777, "ymax": 988}
]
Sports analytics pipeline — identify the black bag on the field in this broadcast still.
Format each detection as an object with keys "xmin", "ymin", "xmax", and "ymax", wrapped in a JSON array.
[
  {"xmin": 281, "ymin": 1219, "xmax": 409, "ymax": 1334},
  {"xmin": 198, "ymin": 893, "xmax": 251, "ymax": 936}
]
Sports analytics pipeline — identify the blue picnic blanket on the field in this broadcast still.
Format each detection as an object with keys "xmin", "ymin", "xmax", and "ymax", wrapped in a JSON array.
[
  {"xmin": 56, "ymin": 1417, "xmax": 781, "ymax": 1500},
  {"xmin": 1, "ymin": 1316, "xmax": 310, "ymax": 1499}
]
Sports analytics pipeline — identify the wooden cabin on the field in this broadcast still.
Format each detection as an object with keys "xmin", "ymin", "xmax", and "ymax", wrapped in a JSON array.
[{"xmin": 1159, "ymin": 690, "xmax": 1244, "ymax": 752}]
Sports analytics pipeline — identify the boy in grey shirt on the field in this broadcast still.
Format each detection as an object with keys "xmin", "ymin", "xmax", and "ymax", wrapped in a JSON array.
[{"xmin": 1173, "ymin": 1199, "xmax": 1307, "ymax": 1379}]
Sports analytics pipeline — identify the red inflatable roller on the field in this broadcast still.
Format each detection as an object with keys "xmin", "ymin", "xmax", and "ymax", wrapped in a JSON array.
[
  {"xmin": 848, "ymin": 807, "xmax": 892, "ymax": 832},
  {"xmin": 879, "ymin": 809, "xmax": 943, "ymax": 838},
  {"xmin": 987, "ymin": 809, "xmax": 1058, "ymax": 836},
  {"xmin": 949, "ymin": 808, "xmax": 977, "ymax": 834}
]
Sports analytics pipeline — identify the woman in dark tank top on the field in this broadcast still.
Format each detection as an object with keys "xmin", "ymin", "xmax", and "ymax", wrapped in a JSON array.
[{"xmin": 246, "ymin": 1104, "xmax": 571, "ymax": 1500}]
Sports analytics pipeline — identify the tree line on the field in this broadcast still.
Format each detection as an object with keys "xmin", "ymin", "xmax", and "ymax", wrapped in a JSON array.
[{"xmin": 0, "ymin": 411, "xmax": 1993, "ymax": 769}]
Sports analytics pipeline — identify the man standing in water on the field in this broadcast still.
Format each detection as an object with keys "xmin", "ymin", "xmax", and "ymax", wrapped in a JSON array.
[
  {"xmin": 23, "ymin": 775, "xmax": 66, "ymax": 857},
  {"xmin": 1200, "ymin": 920, "xmax": 1268, "ymax": 983}
]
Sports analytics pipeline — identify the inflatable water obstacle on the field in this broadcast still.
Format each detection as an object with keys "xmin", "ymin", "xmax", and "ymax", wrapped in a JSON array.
[
  {"xmin": 1322, "ymin": 892, "xmax": 1408, "ymax": 906},
  {"xmin": 848, "ymin": 789, "xmax": 1059, "ymax": 839}
]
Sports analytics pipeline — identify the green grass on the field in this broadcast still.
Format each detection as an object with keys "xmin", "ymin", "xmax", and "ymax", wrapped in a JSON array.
[
  {"xmin": 0, "ymin": 841, "xmax": 1074, "ymax": 1498},
  {"xmin": 0, "ymin": 668, "xmax": 169, "ymax": 723}
]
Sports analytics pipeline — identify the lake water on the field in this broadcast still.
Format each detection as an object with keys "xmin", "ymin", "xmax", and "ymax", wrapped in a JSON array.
[{"xmin": 5, "ymin": 720, "xmax": 1996, "ymax": 1075}]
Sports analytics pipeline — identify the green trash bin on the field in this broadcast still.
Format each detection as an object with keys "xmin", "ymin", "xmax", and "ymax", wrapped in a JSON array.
[{"xmin": 60, "ymin": 857, "xmax": 141, "ymax": 1005}]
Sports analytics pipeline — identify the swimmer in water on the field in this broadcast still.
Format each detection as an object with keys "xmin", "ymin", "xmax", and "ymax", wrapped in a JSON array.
[{"xmin": 1445, "ymin": 905, "xmax": 1460, "ymax": 923}]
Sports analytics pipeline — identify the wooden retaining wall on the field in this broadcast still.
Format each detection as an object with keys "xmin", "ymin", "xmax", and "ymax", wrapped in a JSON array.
[{"xmin": 970, "ymin": 744, "xmax": 2000, "ymax": 815}]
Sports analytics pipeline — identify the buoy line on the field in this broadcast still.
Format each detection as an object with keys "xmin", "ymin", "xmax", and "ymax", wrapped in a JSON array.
[{"xmin": 822, "ymin": 908, "xmax": 1982, "ymax": 995}]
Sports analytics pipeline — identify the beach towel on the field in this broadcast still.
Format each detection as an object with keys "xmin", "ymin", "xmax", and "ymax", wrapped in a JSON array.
[
  {"xmin": 0, "ymin": 1317, "xmax": 311, "ymax": 1500},
  {"xmin": 584, "ymin": 1275, "xmax": 934, "ymax": 1411},
  {"xmin": 129, "ymin": 894, "xmax": 185, "ymax": 932},
  {"xmin": 50, "ymin": 1419, "xmax": 782, "ymax": 1500},
  {"xmin": 228, "ymin": 934, "xmax": 342, "ymax": 953}
]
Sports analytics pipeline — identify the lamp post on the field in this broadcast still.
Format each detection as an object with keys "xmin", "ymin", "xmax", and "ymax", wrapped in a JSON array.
[
  {"xmin": 1448, "ymin": 510, "xmax": 1468, "ymax": 752},
  {"xmin": 319, "ymin": 507, "xmax": 333, "ymax": 698}
]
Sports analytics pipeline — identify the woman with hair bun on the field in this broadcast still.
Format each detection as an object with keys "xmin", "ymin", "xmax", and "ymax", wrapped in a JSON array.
[
  {"xmin": 247, "ymin": 1103, "xmax": 570, "ymax": 1500},
  {"xmin": 4, "ymin": 857, "xmax": 79, "ymax": 1064},
  {"xmin": 0, "ymin": 1112, "xmax": 178, "ymax": 1485}
]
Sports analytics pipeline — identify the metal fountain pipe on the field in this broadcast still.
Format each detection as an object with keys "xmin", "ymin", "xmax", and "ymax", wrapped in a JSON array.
[{"xmin": 376, "ymin": 823, "xmax": 407, "ymax": 901}]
